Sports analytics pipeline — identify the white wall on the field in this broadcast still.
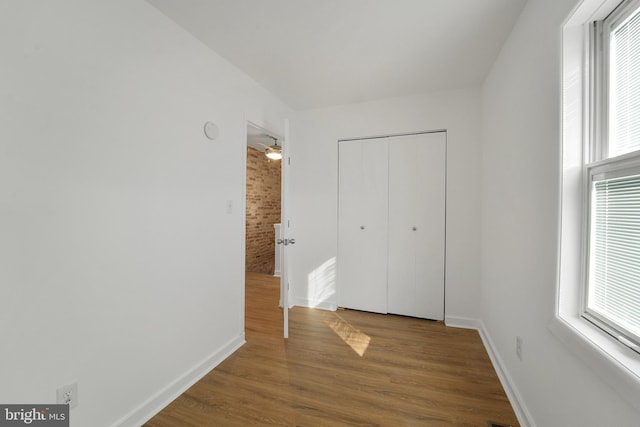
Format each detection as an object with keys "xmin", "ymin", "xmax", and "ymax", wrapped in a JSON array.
[
  {"xmin": 481, "ymin": 0, "xmax": 640, "ymax": 425},
  {"xmin": 289, "ymin": 88, "xmax": 482, "ymax": 322},
  {"xmin": 0, "ymin": 1, "xmax": 291, "ymax": 426}
]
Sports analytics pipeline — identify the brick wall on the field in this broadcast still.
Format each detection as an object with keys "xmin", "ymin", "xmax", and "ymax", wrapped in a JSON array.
[{"xmin": 245, "ymin": 147, "xmax": 281, "ymax": 274}]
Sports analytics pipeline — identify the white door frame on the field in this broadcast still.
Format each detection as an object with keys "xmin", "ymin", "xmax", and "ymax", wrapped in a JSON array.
[{"xmin": 241, "ymin": 119, "xmax": 290, "ymax": 339}]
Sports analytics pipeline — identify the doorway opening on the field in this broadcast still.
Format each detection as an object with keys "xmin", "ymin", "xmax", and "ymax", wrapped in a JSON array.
[{"xmin": 244, "ymin": 122, "xmax": 283, "ymax": 338}]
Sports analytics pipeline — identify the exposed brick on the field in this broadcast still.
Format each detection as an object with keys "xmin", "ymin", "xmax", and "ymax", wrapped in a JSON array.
[{"xmin": 246, "ymin": 147, "xmax": 281, "ymax": 274}]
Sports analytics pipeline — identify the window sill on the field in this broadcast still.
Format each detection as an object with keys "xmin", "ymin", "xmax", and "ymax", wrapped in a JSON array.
[{"xmin": 548, "ymin": 313, "xmax": 640, "ymax": 411}]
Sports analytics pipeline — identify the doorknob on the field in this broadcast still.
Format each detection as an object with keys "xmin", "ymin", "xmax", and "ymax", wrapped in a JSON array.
[
  {"xmin": 360, "ymin": 225, "xmax": 366, "ymax": 230},
  {"xmin": 412, "ymin": 227, "xmax": 417, "ymax": 231},
  {"xmin": 277, "ymin": 238, "xmax": 296, "ymax": 245}
]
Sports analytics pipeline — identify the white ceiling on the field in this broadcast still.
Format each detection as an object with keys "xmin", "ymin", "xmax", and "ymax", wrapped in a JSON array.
[
  {"xmin": 147, "ymin": 0, "xmax": 527, "ymax": 110},
  {"xmin": 246, "ymin": 123, "xmax": 280, "ymax": 152}
]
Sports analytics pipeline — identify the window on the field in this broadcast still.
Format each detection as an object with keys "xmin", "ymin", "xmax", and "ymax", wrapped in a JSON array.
[
  {"xmin": 586, "ymin": 0, "xmax": 640, "ymax": 352},
  {"xmin": 556, "ymin": 0, "xmax": 640, "ymax": 408}
]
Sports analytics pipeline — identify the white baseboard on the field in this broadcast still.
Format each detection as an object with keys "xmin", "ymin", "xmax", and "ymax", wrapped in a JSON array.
[
  {"xmin": 291, "ymin": 296, "xmax": 337, "ymax": 311},
  {"xmin": 476, "ymin": 320, "xmax": 535, "ymax": 427},
  {"xmin": 111, "ymin": 333, "xmax": 245, "ymax": 427},
  {"xmin": 444, "ymin": 315, "xmax": 481, "ymax": 329},
  {"xmin": 444, "ymin": 316, "xmax": 534, "ymax": 427}
]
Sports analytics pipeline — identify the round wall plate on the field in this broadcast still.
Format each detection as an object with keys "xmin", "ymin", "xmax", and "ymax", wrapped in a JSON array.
[{"xmin": 204, "ymin": 121, "xmax": 219, "ymax": 140}]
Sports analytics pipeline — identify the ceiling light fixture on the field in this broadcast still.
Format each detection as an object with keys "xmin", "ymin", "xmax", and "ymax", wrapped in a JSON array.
[{"xmin": 265, "ymin": 136, "xmax": 282, "ymax": 160}]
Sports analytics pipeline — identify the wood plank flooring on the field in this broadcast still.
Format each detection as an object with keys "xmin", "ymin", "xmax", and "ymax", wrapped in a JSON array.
[{"xmin": 144, "ymin": 272, "xmax": 519, "ymax": 426}]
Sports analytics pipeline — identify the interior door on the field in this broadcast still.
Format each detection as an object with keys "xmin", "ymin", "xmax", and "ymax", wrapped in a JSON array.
[
  {"xmin": 280, "ymin": 118, "xmax": 292, "ymax": 338},
  {"xmin": 338, "ymin": 138, "xmax": 389, "ymax": 313},
  {"xmin": 387, "ymin": 132, "xmax": 446, "ymax": 320}
]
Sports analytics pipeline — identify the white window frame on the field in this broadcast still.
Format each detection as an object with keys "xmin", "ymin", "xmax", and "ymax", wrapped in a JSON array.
[
  {"xmin": 554, "ymin": 0, "xmax": 640, "ymax": 412},
  {"xmin": 583, "ymin": 0, "xmax": 640, "ymax": 351}
]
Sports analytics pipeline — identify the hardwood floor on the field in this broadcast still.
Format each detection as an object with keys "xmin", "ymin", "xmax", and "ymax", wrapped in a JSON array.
[{"xmin": 144, "ymin": 272, "xmax": 519, "ymax": 426}]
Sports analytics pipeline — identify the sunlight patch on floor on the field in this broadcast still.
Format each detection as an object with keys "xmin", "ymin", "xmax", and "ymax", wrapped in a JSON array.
[{"xmin": 325, "ymin": 313, "xmax": 371, "ymax": 357}]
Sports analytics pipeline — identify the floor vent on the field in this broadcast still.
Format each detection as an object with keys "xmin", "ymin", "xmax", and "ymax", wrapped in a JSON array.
[{"xmin": 487, "ymin": 422, "xmax": 512, "ymax": 427}]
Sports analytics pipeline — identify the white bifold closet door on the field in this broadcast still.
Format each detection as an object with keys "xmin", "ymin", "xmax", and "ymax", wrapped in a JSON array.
[
  {"xmin": 338, "ymin": 138, "xmax": 389, "ymax": 314},
  {"xmin": 387, "ymin": 132, "xmax": 446, "ymax": 320},
  {"xmin": 338, "ymin": 131, "xmax": 446, "ymax": 320}
]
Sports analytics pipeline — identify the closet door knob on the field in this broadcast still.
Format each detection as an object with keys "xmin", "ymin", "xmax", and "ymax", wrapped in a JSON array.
[
  {"xmin": 360, "ymin": 225, "xmax": 366, "ymax": 230},
  {"xmin": 412, "ymin": 227, "xmax": 417, "ymax": 231}
]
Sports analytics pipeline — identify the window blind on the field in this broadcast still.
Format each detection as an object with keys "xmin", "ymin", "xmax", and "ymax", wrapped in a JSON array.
[
  {"xmin": 609, "ymin": 6, "xmax": 640, "ymax": 158},
  {"xmin": 588, "ymin": 172, "xmax": 640, "ymax": 341}
]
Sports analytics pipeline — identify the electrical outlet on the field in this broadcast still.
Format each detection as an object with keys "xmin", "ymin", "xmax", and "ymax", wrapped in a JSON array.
[
  {"xmin": 516, "ymin": 336, "xmax": 523, "ymax": 361},
  {"xmin": 56, "ymin": 382, "xmax": 78, "ymax": 409}
]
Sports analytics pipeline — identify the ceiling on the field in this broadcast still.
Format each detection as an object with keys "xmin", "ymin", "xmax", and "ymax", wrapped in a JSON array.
[
  {"xmin": 147, "ymin": 0, "xmax": 527, "ymax": 110},
  {"xmin": 246, "ymin": 123, "xmax": 280, "ymax": 152}
]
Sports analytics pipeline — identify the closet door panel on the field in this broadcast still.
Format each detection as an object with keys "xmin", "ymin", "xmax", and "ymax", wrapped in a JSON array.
[
  {"xmin": 388, "ymin": 133, "xmax": 446, "ymax": 320},
  {"xmin": 387, "ymin": 139, "xmax": 417, "ymax": 316},
  {"xmin": 338, "ymin": 139, "xmax": 388, "ymax": 314}
]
